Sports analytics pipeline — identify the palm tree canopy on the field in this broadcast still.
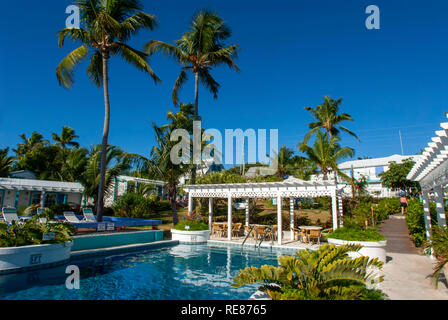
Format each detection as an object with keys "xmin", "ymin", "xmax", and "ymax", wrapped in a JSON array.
[
  {"xmin": 304, "ymin": 96, "xmax": 360, "ymax": 143},
  {"xmin": 144, "ymin": 10, "xmax": 239, "ymax": 106},
  {"xmin": 56, "ymin": 0, "xmax": 160, "ymax": 89},
  {"xmin": 0, "ymin": 148, "xmax": 14, "ymax": 178},
  {"xmin": 299, "ymin": 130, "xmax": 354, "ymax": 179},
  {"xmin": 52, "ymin": 126, "xmax": 80, "ymax": 149}
]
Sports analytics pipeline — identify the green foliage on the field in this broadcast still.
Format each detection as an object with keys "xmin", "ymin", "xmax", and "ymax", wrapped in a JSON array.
[
  {"xmin": 327, "ymin": 227, "xmax": 386, "ymax": 242},
  {"xmin": 425, "ymin": 225, "xmax": 448, "ymax": 288},
  {"xmin": 0, "ymin": 218, "xmax": 75, "ymax": 247},
  {"xmin": 232, "ymin": 244, "xmax": 386, "ymax": 300},
  {"xmin": 196, "ymin": 171, "xmax": 246, "ymax": 184},
  {"xmin": 404, "ymin": 199, "xmax": 437, "ymax": 247},
  {"xmin": 379, "ymin": 159, "xmax": 420, "ymax": 195},
  {"xmin": 344, "ymin": 197, "xmax": 401, "ymax": 229},
  {"xmin": 112, "ymin": 193, "xmax": 162, "ymax": 218},
  {"xmin": 173, "ymin": 220, "xmax": 209, "ymax": 231},
  {"xmin": 0, "ymin": 147, "xmax": 14, "ymax": 177}
]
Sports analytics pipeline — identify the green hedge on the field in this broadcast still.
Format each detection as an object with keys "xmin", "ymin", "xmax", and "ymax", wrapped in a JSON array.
[
  {"xmin": 173, "ymin": 220, "xmax": 209, "ymax": 231},
  {"xmin": 112, "ymin": 193, "xmax": 169, "ymax": 219},
  {"xmin": 327, "ymin": 227, "xmax": 386, "ymax": 242},
  {"xmin": 405, "ymin": 199, "xmax": 437, "ymax": 247}
]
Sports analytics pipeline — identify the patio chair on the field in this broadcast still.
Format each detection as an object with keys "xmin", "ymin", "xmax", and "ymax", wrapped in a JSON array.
[
  {"xmin": 232, "ymin": 223, "xmax": 242, "ymax": 237},
  {"xmin": 36, "ymin": 207, "xmax": 48, "ymax": 224},
  {"xmin": 82, "ymin": 208, "xmax": 97, "ymax": 222},
  {"xmin": 294, "ymin": 227, "xmax": 308, "ymax": 243},
  {"xmin": 63, "ymin": 212, "xmax": 82, "ymax": 223},
  {"xmin": 308, "ymin": 229, "xmax": 322, "ymax": 245},
  {"xmin": 211, "ymin": 223, "xmax": 221, "ymax": 237},
  {"xmin": 244, "ymin": 225, "xmax": 256, "ymax": 239},
  {"xmin": 2, "ymin": 208, "xmax": 21, "ymax": 224},
  {"xmin": 256, "ymin": 226, "xmax": 267, "ymax": 240}
]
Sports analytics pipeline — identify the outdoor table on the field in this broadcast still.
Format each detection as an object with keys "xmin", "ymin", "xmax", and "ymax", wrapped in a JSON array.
[{"xmin": 298, "ymin": 226, "xmax": 323, "ymax": 243}]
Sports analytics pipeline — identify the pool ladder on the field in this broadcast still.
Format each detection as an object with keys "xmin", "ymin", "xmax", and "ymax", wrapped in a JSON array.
[{"xmin": 241, "ymin": 225, "xmax": 274, "ymax": 252}]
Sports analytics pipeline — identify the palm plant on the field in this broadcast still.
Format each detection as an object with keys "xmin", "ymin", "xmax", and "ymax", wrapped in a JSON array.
[
  {"xmin": 299, "ymin": 131, "xmax": 354, "ymax": 180},
  {"xmin": 80, "ymin": 144, "xmax": 131, "ymax": 209},
  {"xmin": 57, "ymin": 0, "xmax": 160, "ymax": 221},
  {"xmin": 61, "ymin": 147, "xmax": 89, "ymax": 182},
  {"xmin": 426, "ymin": 224, "xmax": 448, "ymax": 288},
  {"xmin": 304, "ymin": 96, "xmax": 360, "ymax": 143},
  {"xmin": 146, "ymin": 124, "xmax": 191, "ymax": 225},
  {"xmin": 232, "ymin": 244, "xmax": 385, "ymax": 300},
  {"xmin": 145, "ymin": 10, "xmax": 239, "ymax": 118},
  {"xmin": 52, "ymin": 126, "xmax": 80, "ymax": 149},
  {"xmin": 13, "ymin": 132, "xmax": 49, "ymax": 160},
  {"xmin": 0, "ymin": 148, "xmax": 14, "ymax": 177}
]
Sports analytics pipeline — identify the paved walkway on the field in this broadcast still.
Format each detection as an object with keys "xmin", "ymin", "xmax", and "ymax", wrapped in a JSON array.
[{"xmin": 378, "ymin": 214, "xmax": 448, "ymax": 300}]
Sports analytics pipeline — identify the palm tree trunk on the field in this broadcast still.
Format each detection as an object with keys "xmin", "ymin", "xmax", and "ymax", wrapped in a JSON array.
[
  {"xmin": 194, "ymin": 71, "xmax": 199, "ymax": 119},
  {"xmin": 96, "ymin": 55, "xmax": 111, "ymax": 222},
  {"xmin": 170, "ymin": 189, "xmax": 179, "ymax": 225}
]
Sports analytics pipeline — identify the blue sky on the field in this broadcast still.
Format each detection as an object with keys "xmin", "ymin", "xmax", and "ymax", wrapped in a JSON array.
[{"xmin": 1, "ymin": 0, "xmax": 447, "ymax": 165}]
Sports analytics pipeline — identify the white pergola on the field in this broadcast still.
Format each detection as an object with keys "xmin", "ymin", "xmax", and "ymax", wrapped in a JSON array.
[
  {"xmin": 183, "ymin": 176, "xmax": 344, "ymax": 245},
  {"xmin": 407, "ymin": 118, "xmax": 448, "ymax": 239}
]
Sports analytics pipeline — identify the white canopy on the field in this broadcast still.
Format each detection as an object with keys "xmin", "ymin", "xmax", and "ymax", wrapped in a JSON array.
[{"xmin": 0, "ymin": 178, "xmax": 84, "ymax": 193}]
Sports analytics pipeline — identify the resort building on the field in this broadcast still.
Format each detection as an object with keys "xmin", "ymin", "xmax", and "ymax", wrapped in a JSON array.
[
  {"xmin": 0, "ymin": 177, "xmax": 84, "ymax": 209},
  {"xmin": 104, "ymin": 175, "xmax": 166, "ymax": 206},
  {"xmin": 336, "ymin": 154, "xmax": 421, "ymax": 197}
]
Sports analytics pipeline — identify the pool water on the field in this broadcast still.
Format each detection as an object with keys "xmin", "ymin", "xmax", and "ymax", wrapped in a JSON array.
[{"xmin": 0, "ymin": 244, "xmax": 292, "ymax": 300}]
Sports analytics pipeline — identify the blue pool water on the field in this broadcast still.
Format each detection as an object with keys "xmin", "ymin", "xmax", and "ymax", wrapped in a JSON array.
[{"xmin": 0, "ymin": 244, "xmax": 291, "ymax": 300}]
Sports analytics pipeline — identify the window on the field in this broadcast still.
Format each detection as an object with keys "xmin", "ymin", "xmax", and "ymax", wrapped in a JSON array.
[
  {"xmin": 375, "ymin": 166, "xmax": 385, "ymax": 175},
  {"xmin": 30, "ymin": 192, "xmax": 42, "ymax": 205}
]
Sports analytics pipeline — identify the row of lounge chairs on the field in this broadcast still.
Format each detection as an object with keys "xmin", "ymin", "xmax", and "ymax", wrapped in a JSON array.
[{"xmin": 1, "ymin": 207, "xmax": 98, "ymax": 225}]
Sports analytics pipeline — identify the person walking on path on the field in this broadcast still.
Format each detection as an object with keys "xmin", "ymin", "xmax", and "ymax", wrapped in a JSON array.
[{"xmin": 400, "ymin": 194, "xmax": 408, "ymax": 215}]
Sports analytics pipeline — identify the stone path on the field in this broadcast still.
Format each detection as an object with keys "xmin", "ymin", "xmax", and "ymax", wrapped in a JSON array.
[{"xmin": 377, "ymin": 214, "xmax": 448, "ymax": 300}]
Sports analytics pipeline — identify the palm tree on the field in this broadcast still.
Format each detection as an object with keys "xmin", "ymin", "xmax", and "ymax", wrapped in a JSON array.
[
  {"xmin": 291, "ymin": 155, "xmax": 317, "ymax": 181},
  {"xmin": 232, "ymin": 244, "xmax": 385, "ymax": 300},
  {"xmin": 299, "ymin": 131, "xmax": 354, "ymax": 180},
  {"xmin": 52, "ymin": 126, "xmax": 80, "ymax": 149},
  {"xmin": 147, "ymin": 124, "xmax": 191, "ymax": 225},
  {"xmin": 304, "ymin": 96, "xmax": 360, "ymax": 143},
  {"xmin": 0, "ymin": 148, "xmax": 14, "ymax": 177},
  {"xmin": 13, "ymin": 132, "xmax": 49, "ymax": 160},
  {"xmin": 145, "ymin": 10, "xmax": 239, "ymax": 118},
  {"xmin": 61, "ymin": 147, "xmax": 89, "ymax": 182},
  {"xmin": 80, "ymin": 145, "xmax": 131, "ymax": 208},
  {"xmin": 57, "ymin": 0, "xmax": 160, "ymax": 221}
]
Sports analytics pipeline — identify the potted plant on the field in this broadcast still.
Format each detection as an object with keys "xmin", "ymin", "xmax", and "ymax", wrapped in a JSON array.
[
  {"xmin": 171, "ymin": 220, "xmax": 210, "ymax": 243},
  {"xmin": 326, "ymin": 227, "xmax": 387, "ymax": 262},
  {"xmin": 0, "ymin": 215, "xmax": 75, "ymax": 274}
]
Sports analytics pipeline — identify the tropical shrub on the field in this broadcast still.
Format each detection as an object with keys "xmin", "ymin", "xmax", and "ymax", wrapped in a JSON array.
[
  {"xmin": 327, "ymin": 227, "xmax": 386, "ymax": 242},
  {"xmin": 0, "ymin": 217, "xmax": 75, "ymax": 247},
  {"xmin": 425, "ymin": 224, "xmax": 448, "ymax": 288},
  {"xmin": 173, "ymin": 220, "xmax": 209, "ymax": 231},
  {"xmin": 232, "ymin": 244, "xmax": 386, "ymax": 300},
  {"xmin": 405, "ymin": 199, "xmax": 437, "ymax": 247},
  {"xmin": 112, "ymin": 193, "xmax": 160, "ymax": 218}
]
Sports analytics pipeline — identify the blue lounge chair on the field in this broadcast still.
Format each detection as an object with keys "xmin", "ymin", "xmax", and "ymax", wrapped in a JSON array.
[
  {"xmin": 2, "ymin": 208, "xmax": 22, "ymax": 224},
  {"xmin": 63, "ymin": 212, "xmax": 82, "ymax": 223}
]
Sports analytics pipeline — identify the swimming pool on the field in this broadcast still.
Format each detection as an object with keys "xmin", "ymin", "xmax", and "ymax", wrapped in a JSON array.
[{"xmin": 0, "ymin": 244, "xmax": 292, "ymax": 300}]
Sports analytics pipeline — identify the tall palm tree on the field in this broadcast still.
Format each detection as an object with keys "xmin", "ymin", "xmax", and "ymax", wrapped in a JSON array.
[
  {"xmin": 0, "ymin": 148, "xmax": 14, "ymax": 177},
  {"xmin": 57, "ymin": 0, "xmax": 160, "ymax": 221},
  {"xmin": 145, "ymin": 10, "xmax": 240, "ymax": 118},
  {"xmin": 52, "ymin": 126, "xmax": 80, "ymax": 149},
  {"xmin": 61, "ymin": 147, "xmax": 89, "ymax": 182},
  {"xmin": 303, "ymin": 96, "xmax": 360, "ymax": 143},
  {"xmin": 299, "ymin": 131, "xmax": 354, "ymax": 180}
]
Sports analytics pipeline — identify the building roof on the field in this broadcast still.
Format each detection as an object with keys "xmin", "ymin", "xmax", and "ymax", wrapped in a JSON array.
[
  {"xmin": 117, "ymin": 175, "xmax": 165, "ymax": 187},
  {"xmin": 338, "ymin": 154, "xmax": 421, "ymax": 170},
  {"xmin": 183, "ymin": 176, "xmax": 337, "ymax": 198},
  {"xmin": 0, "ymin": 178, "xmax": 84, "ymax": 193},
  {"xmin": 407, "ymin": 119, "xmax": 448, "ymax": 188}
]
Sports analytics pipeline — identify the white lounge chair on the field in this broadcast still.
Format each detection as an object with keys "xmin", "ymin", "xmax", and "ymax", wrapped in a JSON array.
[
  {"xmin": 82, "ymin": 208, "xmax": 97, "ymax": 222},
  {"xmin": 63, "ymin": 212, "xmax": 82, "ymax": 223},
  {"xmin": 2, "ymin": 208, "xmax": 21, "ymax": 224}
]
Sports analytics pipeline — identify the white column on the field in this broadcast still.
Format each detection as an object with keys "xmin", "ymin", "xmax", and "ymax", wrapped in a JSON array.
[
  {"xmin": 277, "ymin": 193, "xmax": 282, "ymax": 245},
  {"xmin": 188, "ymin": 193, "xmax": 193, "ymax": 216},
  {"xmin": 422, "ymin": 192, "xmax": 433, "ymax": 240},
  {"xmin": 208, "ymin": 198, "xmax": 213, "ymax": 229},
  {"xmin": 245, "ymin": 199, "xmax": 250, "ymax": 227},
  {"xmin": 227, "ymin": 193, "xmax": 232, "ymax": 240},
  {"xmin": 338, "ymin": 195, "xmax": 344, "ymax": 228},
  {"xmin": 331, "ymin": 189, "xmax": 338, "ymax": 230},
  {"xmin": 290, "ymin": 198, "xmax": 294, "ymax": 240},
  {"xmin": 433, "ymin": 186, "xmax": 447, "ymax": 227},
  {"xmin": 40, "ymin": 191, "xmax": 46, "ymax": 208}
]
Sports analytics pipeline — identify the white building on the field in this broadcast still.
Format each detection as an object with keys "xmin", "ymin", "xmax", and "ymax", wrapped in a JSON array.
[
  {"xmin": 104, "ymin": 175, "xmax": 166, "ymax": 207},
  {"xmin": 337, "ymin": 154, "xmax": 421, "ymax": 197},
  {"xmin": 0, "ymin": 177, "xmax": 84, "ymax": 209}
]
